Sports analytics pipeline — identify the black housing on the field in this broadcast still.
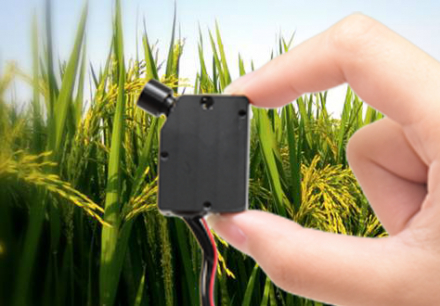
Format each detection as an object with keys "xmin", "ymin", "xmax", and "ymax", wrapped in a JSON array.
[{"xmin": 137, "ymin": 81, "xmax": 250, "ymax": 217}]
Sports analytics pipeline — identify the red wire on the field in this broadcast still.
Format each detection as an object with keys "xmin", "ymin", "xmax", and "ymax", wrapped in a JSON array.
[{"xmin": 202, "ymin": 218, "xmax": 218, "ymax": 306}]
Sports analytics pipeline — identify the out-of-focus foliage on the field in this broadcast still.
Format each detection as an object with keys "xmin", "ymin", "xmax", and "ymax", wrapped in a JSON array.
[{"xmin": 0, "ymin": 1, "xmax": 385, "ymax": 306}]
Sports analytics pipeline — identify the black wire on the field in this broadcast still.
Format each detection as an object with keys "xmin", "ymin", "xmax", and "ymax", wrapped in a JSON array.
[{"xmin": 183, "ymin": 217, "xmax": 217, "ymax": 306}]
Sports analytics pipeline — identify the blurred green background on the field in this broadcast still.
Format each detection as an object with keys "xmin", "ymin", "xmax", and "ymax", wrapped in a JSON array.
[{"xmin": 0, "ymin": 0, "xmax": 436, "ymax": 305}]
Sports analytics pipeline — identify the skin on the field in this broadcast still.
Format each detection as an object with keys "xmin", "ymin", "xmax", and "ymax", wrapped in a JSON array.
[{"xmin": 207, "ymin": 14, "xmax": 440, "ymax": 306}]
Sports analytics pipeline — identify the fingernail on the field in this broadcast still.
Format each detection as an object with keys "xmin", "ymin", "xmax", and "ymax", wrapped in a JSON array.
[
  {"xmin": 206, "ymin": 214, "xmax": 248, "ymax": 252},
  {"xmin": 224, "ymin": 71, "xmax": 257, "ymax": 94},
  {"xmin": 206, "ymin": 214, "xmax": 220, "ymax": 228}
]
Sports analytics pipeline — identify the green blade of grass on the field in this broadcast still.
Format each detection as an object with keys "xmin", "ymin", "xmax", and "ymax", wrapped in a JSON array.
[
  {"xmin": 238, "ymin": 53, "xmax": 246, "ymax": 76},
  {"xmin": 197, "ymin": 27, "xmax": 215, "ymax": 93},
  {"xmin": 173, "ymin": 219, "xmax": 197, "ymax": 305},
  {"xmin": 208, "ymin": 29, "xmax": 224, "ymax": 91},
  {"xmin": 174, "ymin": 25, "xmax": 183, "ymax": 82},
  {"xmin": 142, "ymin": 19, "xmax": 159, "ymax": 80},
  {"xmin": 133, "ymin": 116, "xmax": 158, "ymax": 187},
  {"xmin": 337, "ymin": 86, "xmax": 353, "ymax": 164},
  {"xmin": 215, "ymin": 21, "xmax": 231, "ymax": 86},
  {"xmin": 296, "ymin": 96, "xmax": 312, "ymax": 149},
  {"xmin": 241, "ymin": 264, "xmax": 259, "ymax": 306},
  {"xmin": 51, "ymin": 4, "xmax": 87, "ymax": 153},
  {"xmin": 134, "ymin": 268, "xmax": 146, "ymax": 306},
  {"xmin": 363, "ymin": 106, "xmax": 377, "ymax": 125},
  {"xmin": 44, "ymin": 0, "xmax": 58, "ymax": 115},
  {"xmin": 134, "ymin": 10, "xmax": 140, "ymax": 78},
  {"xmin": 259, "ymin": 276, "xmax": 271, "ymax": 306},
  {"xmin": 74, "ymin": 41, "xmax": 87, "ymax": 127},
  {"xmin": 165, "ymin": 5, "xmax": 177, "ymax": 79},
  {"xmin": 254, "ymin": 108, "xmax": 287, "ymax": 216},
  {"xmin": 100, "ymin": 0, "xmax": 125, "ymax": 304},
  {"xmin": 159, "ymin": 217, "xmax": 174, "ymax": 306},
  {"xmin": 268, "ymin": 281, "xmax": 277, "ymax": 306},
  {"xmin": 354, "ymin": 94, "xmax": 363, "ymax": 129},
  {"xmin": 13, "ymin": 190, "xmax": 45, "ymax": 306},
  {"xmin": 282, "ymin": 33, "xmax": 295, "ymax": 52},
  {"xmin": 31, "ymin": 13, "xmax": 43, "ymax": 153},
  {"xmin": 285, "ymin": 104, "xmax": 301, "ymax": 212}
]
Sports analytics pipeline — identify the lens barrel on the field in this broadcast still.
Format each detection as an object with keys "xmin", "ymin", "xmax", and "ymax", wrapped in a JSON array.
[{"xmin": 137, "ymin": 79, "xmax": 176, "ymax": 117}]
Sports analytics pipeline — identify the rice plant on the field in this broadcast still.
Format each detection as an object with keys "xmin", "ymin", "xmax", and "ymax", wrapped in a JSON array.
[{"xmin": 0, "ymin": 1, "xmax": 385, "ymax": 305}]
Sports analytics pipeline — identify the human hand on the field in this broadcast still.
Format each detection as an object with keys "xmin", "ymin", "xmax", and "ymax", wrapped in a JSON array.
[{"xmin": 208, "ymin": 14, "xmax": 440, "ymax": 306}]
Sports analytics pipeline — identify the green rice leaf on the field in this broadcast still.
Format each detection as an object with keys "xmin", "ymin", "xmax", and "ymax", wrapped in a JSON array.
[
  {"xmin": 142, "ymin": 18, "xmax": 159, "ymax": 80},
  {"xmin": 100, "ymin": 0, "xmax": 126, "ymax": 304},
  {"xmin": 260, "ymin": 276, "xmax": 271, "ymax": 306},
  {"xmin": 165, "ymin": 5, "xmax": 177, "ymax": 79},
  {"xmin": 254, "ymin": 108, "xmax": 287, "ymax": 216},
  {"xmin": 241, "ymin": 264, "xmax": 259, "ymax": 306},
  {"xmin": 51, "ymin": 4, "xmax": 87, "ymax": 153}
]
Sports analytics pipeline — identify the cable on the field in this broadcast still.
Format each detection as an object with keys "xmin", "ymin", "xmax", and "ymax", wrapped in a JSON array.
[{"xmin": 183, "ymin": 217, "xmax": 218, "ymax": 306}]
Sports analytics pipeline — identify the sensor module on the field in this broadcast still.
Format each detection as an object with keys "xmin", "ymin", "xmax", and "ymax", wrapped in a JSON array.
[
  {"xmin": 136, "ymin": 79, "xmax": 250, "ymax": 306},
  {"xmin": 137, "ymin": 79, "xmax": 250, "ymax": 217}
]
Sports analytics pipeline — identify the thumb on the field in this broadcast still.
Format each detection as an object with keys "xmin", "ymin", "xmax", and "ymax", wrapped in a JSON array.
[{"xmin": 207, "ymin": 210, "xmax": 412, "ymax": 306}]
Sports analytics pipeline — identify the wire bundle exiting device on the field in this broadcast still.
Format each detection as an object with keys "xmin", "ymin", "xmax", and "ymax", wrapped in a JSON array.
[
  {"xmin": 136, "ymin": 80, "xmax": 250, "ymax": 306},
  {"xmin": 183, "ymin": 217, "xmax": 218, "ymax": 305}
]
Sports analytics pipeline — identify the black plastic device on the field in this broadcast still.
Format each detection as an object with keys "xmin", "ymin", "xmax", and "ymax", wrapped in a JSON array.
[{"xmin": 137, "ymin": 80, "xmax": 250, "ymax": 217}]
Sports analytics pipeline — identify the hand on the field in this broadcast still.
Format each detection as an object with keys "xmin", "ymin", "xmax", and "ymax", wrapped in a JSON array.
[{"xmin": 208, "ymin": 14, "xmax": 440, "ymax": 306}]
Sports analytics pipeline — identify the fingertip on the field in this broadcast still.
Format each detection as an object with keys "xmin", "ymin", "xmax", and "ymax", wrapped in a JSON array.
[
  {"xmin": 223, "ymin": 71, "xmax": 257, "ymax": 95},
  {"xmin": 205, "ymin": 213, "xmax": 221, "ymax": 229},
  {"xmin": 206, "ymin": 212, "xmax": 249, "ymax": 253},
  {"xmin": 207, "ymin": 210, "xmax": 293, "ymax": 255},
  {"xmin": 223, "ymin": 85, "xmax": 239, "ymax": 95}
]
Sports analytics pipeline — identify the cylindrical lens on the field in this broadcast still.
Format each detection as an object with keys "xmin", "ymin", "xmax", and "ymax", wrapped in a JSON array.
[{"xmin": 137, "ymin": 79, "xmax": 176, "ymax": 117}]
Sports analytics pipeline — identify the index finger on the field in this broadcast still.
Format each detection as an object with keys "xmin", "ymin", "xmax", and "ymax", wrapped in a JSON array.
[{"xmin": 225, "ymin": 14, "xmax": 440, "ymax": 128}]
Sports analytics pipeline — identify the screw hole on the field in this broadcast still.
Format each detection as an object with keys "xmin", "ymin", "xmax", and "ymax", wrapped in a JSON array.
[
  {"xmin": 238, "ymin": 109, "xmax": 247, "ymax": 117},
  {"xmin": 160, "ymin": 151, "xmax": 169, "ymax": 160},
  {"xmin": 201, "ymin": 97, "xmax": 214, "ymax": 110},
  {"xmin": 203, "ymin": 201, "xmax": 212, "ymax": 210}
]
